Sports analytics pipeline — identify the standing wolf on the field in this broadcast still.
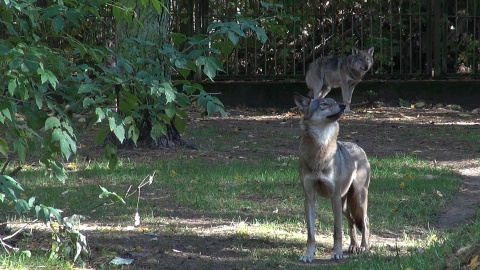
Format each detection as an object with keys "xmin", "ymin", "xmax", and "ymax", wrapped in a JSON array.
[
  {"xmin": 306, "ymin": 47, "xmax": 374, "ymax": 112},
  {"xmin": 294, "ymin": 93, "xmax": 370, "ymax": 263}
]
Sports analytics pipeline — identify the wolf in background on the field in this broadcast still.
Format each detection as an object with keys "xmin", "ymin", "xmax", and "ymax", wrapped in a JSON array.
[
  {"xmin": 294, "ymin": 93, "xmax": 370, "ymax": 263},
  {"xmin": 306, "ymin": 47, "xmax": 374, "ymax": 112}
]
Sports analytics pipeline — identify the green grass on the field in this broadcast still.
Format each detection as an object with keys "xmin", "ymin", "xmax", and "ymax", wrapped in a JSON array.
[{"xmin": 0, "ymin": 251, "xmax": 75, "ymax": 270}]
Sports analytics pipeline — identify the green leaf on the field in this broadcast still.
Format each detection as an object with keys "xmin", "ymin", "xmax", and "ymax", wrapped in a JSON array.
[
  {"xmin": 174, "ymin": 116, "xmax": 185, "ymax": 134},
  {"xmin": 108, "ymin": 114, "xmax": 125, "ymax": 143},
  {"xmin": 127, "ymin": 125, "xmax": 139, "ymax": 144},
  {"xmin": 46, "ymin": 70, "xmax": 58, "ymax": 89},
  {"xmin": 7, "ymin": 79, "xmax": 17, "ymax": 95},
  {"xmin": 13, "ymin": 138, "xmax": 26, "ymax": 163},
  {"xmin": 227, "ymin": 30, "xmax": 239, "ymax": 45},
  {"xmin": 151, "ymin": 122, "xmax": 166, "ymax": 140},
  {"xmin": 45, "ymin": 116, "xmax": 61, "ymax": 130},
  {"xmin": 151, "ymin": 0, "xmax": 163, "ymax": 13},
  {"xmin": 164, "ymin": 106, "xmax": 176, "ymax": 118},
  {"xmin": 196, "ymin": 57, "xmax": 224, "ymax": 81},
  {"xmin": 207, "ymin": 21, "xmax": 224, "ymax": 32},
  {"xmin": 95, "ymin": 108, "xmax": 106, "ymax": 121},
  {"xmin": 98, "ymin": 186, "xmax": 126, "ymax": 204},
  {"xmin": 252, "ymin": 25, "xmax": 268, "ymax": 43},
  {"xmin": 169, "ymin": 33, "xmax": 187, "ymax": 45},
  {"xmin": 82, "ymin": 97, "xmax": 95, "ymax": 108},
  {"xmin": 15, "ymin": 199, "xmax": 31, "ymax": 214},
  {"xmin": 51, "ymin": 128, "xmax": 76, "ymax": 160},
  {"xmin": 79, "ymin": 84, "xmax": 94, "ymax": 94},
  {"xmin": 1, "ymin": 107, "xmax": 12, "ymax": 122},
  {"xmin": 40, "ymin": 6, "xmax": 65, "ymax": 21},
  {"xmin": 0, "ymin": 138, "xmax": 9, "ymax": 157},
  {"xmin": 51, "ymin": 160, "xmax": 67, "ymax": 182},
  {"xmin": 103, "ymin": 143, "xmax": 118, "ymax": 170},
  {"xmin": 52, "ymin": 15, "xmax": 65, "ymax": 33},
  {"xmin": 163, "ymin": 83, "xmax": 176, "ymax": 103}
]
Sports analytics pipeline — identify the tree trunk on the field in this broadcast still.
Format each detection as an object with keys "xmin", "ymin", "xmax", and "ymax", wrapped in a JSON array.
[{"xmin": 114, "ymin": 1, "xmax": 186, "ymax": 148}]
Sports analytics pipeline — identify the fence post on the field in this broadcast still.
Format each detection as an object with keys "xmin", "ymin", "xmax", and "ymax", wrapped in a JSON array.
[{"xmin": 432, "ymin": 0, "xmax": 447, "ymax": 77}]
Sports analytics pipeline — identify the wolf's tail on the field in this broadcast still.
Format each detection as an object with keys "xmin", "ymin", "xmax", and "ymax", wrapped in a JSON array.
[{"xmin": 346, "ymin": 185, "xmax": 368, "ymax": 232}]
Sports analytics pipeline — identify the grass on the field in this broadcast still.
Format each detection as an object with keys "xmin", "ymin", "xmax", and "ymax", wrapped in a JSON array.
[{"xmin": 1, "ymin": 113, "xmax": 479, "ymax": 269}]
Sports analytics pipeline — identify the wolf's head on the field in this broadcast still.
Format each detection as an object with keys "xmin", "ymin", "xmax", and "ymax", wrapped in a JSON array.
[
  {"xmin": 351, "ymin": 47, "xmax": 374, "ymax": 73},
  {"xmin": 294, "ymin": 93, "xmax": 346, "ymax": 123}
]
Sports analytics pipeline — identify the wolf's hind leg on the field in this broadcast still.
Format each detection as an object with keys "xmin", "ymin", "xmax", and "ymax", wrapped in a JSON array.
[{"xmin": 342, "ymin": 197, "xmax": 359, "ymax": 253}]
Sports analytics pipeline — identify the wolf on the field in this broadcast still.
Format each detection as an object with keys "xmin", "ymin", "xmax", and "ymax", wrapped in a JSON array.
[
  {"xmin": 294, "ymin": 93, "xmax": 370, "ymax": 263},
  {"xmin": 305, "ymin": 47, "xmax": 374, "ymax": 112}
]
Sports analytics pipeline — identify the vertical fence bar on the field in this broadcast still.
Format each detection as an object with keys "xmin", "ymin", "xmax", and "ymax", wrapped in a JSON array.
[
  {"xmin": 390, "ymin": 1, "xmax": 394, "ymax": 74},
  {"xmin": 418, "ymin": 0, "xmax": 422, "ymax": 75},
  {"xmin": 442, "ymin": 0, "xmax": 447, "ymax": 75},
  {"xmin": 454, "ymin": 0, "xmax": 458, "ymax": 74},
  {"xmin": 400, "ymin": 4, "xmax": 405, "ymax": 75},
  {"xmin": 370, "ymin": 5, "xmax": 374, "ymax": 75},
  {"xmin": 473, "ymin": 0, "xmax": 477, "ymax": 74},
  {"xmin": 379, "ymin": 1, "xmax": 383, "ymax": 74},
  {"xmin": 243, "ymin": 0, "xmax": 247, "ymax": 77},
  {"xmin": 409, "ymin": 0, "xmax": 413, "ymax": 74}
]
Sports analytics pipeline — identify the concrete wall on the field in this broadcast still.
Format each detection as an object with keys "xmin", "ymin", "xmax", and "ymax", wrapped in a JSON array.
[{"xmin": 203, "ymin": 80, "xmax": 480, "ymax": 110}]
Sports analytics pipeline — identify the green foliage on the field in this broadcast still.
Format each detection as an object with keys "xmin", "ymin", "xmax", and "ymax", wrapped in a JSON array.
[
  {"xmin": 0, "ymin": 0, "xmax": 274, "ymax": 264},
  {"xmin": 49, "ymin": 214, "xmax": 89, "ymax": 263},
  {"xmin": 99, "ymin": 186, "xmax": 126, "ymax": 204}
]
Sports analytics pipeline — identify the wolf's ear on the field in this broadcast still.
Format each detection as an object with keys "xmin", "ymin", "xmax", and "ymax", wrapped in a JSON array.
[
  {"xmin": 294, "ymin": 93, "xmax": 310, "ymax": 113},
  {"xmin": 367, "ymin": 47, "xmax": 374, "ymax": 56},
  {"xmin": 352, "ymin": 47, "xmax": 359, "ymax": 54}
]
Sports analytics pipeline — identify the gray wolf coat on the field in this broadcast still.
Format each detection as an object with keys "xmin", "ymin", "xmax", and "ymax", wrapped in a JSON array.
[
  {"xmin": 305, "ymin": 47, "xmax": 374, "ymax": 112},
  {"xmin": 294, "ymin": 93, "xmax": 370, "ymax": 263}
]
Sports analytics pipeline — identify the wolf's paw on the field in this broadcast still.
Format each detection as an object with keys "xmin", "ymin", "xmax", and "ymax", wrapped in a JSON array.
[
  {"xmin": 348, "ymin": 245, "xmax": 361, "ymax": 254},
  {"xmin": 348, "ymin": 244, "xmax": 365, "ymax": 254},
  {"xmin": 330, "ymin": 252, "xmax": 343, "ymax": 260},
  {"xmin": 299, "ymin": 254, "xmax": 314, "ymax": 263}
]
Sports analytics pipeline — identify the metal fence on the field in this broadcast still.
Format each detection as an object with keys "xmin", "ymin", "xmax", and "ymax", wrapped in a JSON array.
[{"xmin": 170, "ymin": 0, "xmax": 480, "ymax": 80}]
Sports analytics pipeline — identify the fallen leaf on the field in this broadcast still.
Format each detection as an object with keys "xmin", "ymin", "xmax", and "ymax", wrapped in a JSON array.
[
  {"xmin": 468, "ymin": 255, "xmax": 479, "ymax": 268},
  {"xmin": 110, "ymin": 257, "xmax": 134, "ymax": 265},
  {"xmin": 415, "ymin": 102, "xmax": 425, "ymax": 108}
]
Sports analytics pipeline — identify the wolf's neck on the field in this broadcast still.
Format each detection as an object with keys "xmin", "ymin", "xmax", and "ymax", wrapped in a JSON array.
[
  {"xmin": 349, "ymin": 67, "xmax": 365, "ymax": 80},
  {"xmin": 301, "ymin": 121, "xmax": 339, "ymax": 161}
]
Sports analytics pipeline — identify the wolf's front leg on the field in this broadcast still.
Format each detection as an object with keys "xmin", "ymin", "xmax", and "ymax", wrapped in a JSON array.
[
  {"xmin": 300, "ymin": 195, "xmax": 316, "ymax": 263},
  {"xmin": 331, "ymin": 195, "xmax": 344, "ymax": 260},
  {"xmin": 340, "ymin": 85, "xmax": 354, "ymax": 112}
]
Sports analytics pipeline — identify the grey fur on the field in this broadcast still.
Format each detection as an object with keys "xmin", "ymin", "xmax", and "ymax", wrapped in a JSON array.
[
  {"xmin": 294, "ymin": 93, "xmax": 370, "ymax": 263},
  {"xmin": 306, "ymin": 47, "xmax": 374, "ymax": 112}
]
